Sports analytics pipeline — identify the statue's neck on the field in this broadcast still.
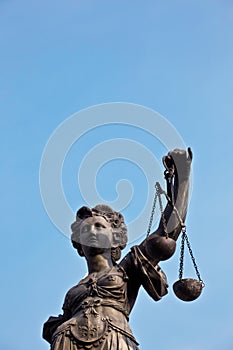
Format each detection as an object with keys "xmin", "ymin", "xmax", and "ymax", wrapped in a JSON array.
[{"xmin": 86, "ymin": 252, "xmax": 113, "ymax": 274}]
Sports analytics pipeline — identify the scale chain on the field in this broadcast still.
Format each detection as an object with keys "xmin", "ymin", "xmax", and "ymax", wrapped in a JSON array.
[
  {"xmin": 146, "ymin": 186, "xmax": 158, "ymax": 237},
  {"xmin": 184, "ymin": 233, "xmax": 202, "ymax": 282},
  {"xmin": 178, "ymin": 226, "xmax": 203, "ymax": 282},
  {"xmin": 157, "ymin": 184, "xmax": 168, "ymax": 238},
  {"xmin": 146, "ymin": 182, "xmax": 170, "ymax": 237},
  {"xmin": 179, "ymin": 228, "xmax": 186, "ymax": 280}
]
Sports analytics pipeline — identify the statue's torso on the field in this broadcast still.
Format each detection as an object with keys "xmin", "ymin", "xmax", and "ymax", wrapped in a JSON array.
[{"xmin": 52, "ymin": 265, "xmax": 138, "ymax": 348}]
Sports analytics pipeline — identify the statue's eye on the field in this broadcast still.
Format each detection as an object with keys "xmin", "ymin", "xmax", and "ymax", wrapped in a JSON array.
[
  {"xmin": 95, "ymin": 222, "xmax": 105, "ymax": 229},
  {"xmin": 82, "ymin": 224, "xmax": 90, "ymax": 233}
]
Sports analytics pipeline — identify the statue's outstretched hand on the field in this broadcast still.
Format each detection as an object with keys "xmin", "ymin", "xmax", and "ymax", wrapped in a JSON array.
[{"xmin": 162, "ymin": 148, "xmax": 192, "ymax": 180}]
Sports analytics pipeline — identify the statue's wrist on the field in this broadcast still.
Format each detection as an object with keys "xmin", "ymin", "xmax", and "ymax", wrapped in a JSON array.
[{"xmin": 175, "ymin": 166, "xmax": 191, "ymax": 182}]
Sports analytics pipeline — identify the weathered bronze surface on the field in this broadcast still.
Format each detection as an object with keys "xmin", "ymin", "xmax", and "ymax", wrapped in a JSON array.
[
  {"xmin": 173, "ymin": 278, "xmax": 204, "ymax": 301},
  {"xmin": 43, "ymin": 149, "xmax": 192, "ymax": 349}
]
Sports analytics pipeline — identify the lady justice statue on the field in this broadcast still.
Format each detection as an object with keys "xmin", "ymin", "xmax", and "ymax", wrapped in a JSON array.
[{"xmin": 43, "ymin": 148, "xmax": 193, "ymax": 349}]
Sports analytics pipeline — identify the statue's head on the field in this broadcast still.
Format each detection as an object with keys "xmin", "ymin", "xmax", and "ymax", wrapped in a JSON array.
[{"xmin": 71, "ymin": 205, "xmax": 128, "ymax": 263}]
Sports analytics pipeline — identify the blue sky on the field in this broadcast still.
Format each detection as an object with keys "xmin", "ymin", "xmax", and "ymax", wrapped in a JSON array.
[{"xmin": 1, "ymin": 1, "xmax": 233, "ymax": 349}]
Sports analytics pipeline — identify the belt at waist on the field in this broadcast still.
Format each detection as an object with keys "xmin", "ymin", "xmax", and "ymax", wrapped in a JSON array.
[{"xmin": 72, "ymin": 297, "xmax": 129, "ymax": 319}]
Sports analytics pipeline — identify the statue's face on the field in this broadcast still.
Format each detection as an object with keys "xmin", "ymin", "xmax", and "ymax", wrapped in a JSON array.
[{"xmin": 79, "ymin": 216, "xmax": 113, "ymax": 251}]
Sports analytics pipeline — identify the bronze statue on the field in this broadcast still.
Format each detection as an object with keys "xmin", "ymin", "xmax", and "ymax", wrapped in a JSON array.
[{"xmin": 43, "ymin": 149, "xmax": 192, "ymax": 349}]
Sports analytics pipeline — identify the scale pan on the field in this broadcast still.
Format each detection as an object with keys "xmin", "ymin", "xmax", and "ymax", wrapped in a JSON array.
[{"xmin": 173, "ymin": 278, "xmax": 204, "ymax": 302}]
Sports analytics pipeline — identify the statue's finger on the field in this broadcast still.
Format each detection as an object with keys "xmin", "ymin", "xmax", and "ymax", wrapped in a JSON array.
[
  {"xmin": 187, "ymin": 147, "xmax": 193, "ymax": 161},
  {"xmin": 162, "ymin": 155, "xmax": 171, "ymax": 169},
  {"xmin": 162, "ymin": 156, "xmax": 167, "ymax": 168}
]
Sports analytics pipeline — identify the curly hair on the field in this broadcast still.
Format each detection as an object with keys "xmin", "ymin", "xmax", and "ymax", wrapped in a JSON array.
[{"xmin": 71, "ymin": 204, "xmax": 128, "ymax": 263}]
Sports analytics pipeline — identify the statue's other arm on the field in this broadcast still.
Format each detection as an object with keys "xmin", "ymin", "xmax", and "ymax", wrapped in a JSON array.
[{"xmin": 42, "ymin": 293, "xmax": 72, "ymax": 344}]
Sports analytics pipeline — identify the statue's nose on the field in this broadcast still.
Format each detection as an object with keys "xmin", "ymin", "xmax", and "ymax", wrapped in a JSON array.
[{"xmin": 89, "ymin": 224, "xmax": 97, "ymax": 235}]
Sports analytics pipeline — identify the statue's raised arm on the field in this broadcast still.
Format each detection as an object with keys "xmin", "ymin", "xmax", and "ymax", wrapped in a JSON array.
[{"xmin": 139, "ymin": 148, "xmax": 192, "ymax": 265}]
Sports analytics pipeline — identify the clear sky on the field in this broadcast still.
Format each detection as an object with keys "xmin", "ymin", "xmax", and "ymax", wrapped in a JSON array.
[{"xmin": 1, "ymin": 1, "xmax": 233, "ymax": 350}]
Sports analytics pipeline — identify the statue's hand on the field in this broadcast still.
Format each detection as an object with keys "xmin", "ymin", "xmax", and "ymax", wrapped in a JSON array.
[{"xmin": 163, "ymin": 148, "xmax": 192, "ymax": 180}]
